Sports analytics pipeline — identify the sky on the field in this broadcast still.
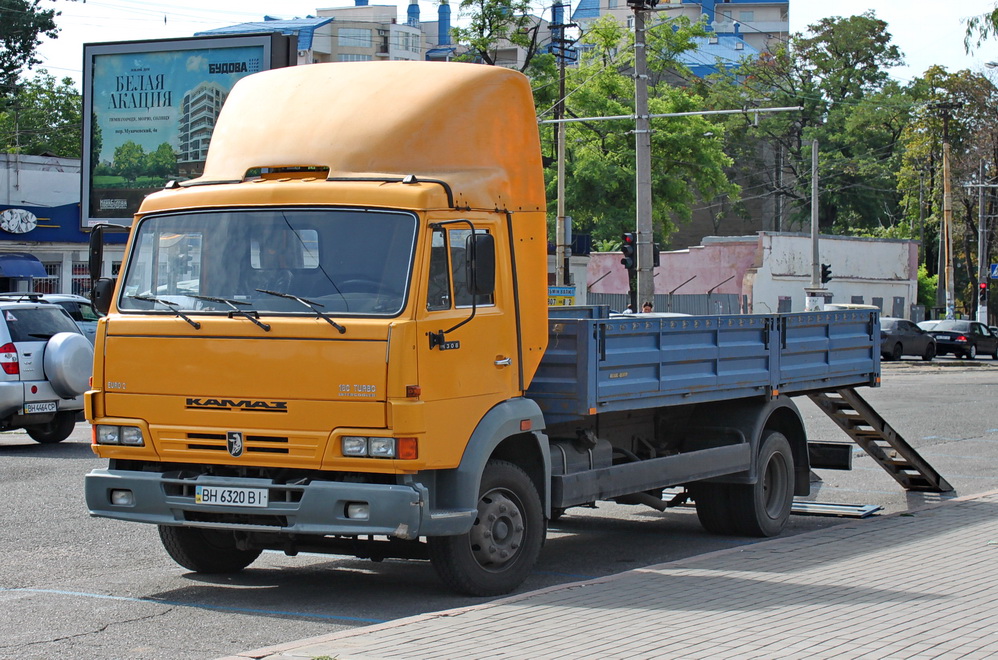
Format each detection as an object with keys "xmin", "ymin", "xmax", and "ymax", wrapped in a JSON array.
[{"xmin": 28, "ymin": 0, "xmax": 998, "ymax": 87}]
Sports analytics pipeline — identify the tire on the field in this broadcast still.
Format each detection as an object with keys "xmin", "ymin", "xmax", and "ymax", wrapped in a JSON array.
[
  {"xmin": 428, "ymin": 460, "xmax": 543, "ymax": 596},
  {"xmin": 891, "ymin": 343, "xmax": 902, "ymax": 361},
  {"xmin": 690, "ymin": 482, "xmax": 737, "ymax": 535},
  {"xmin": 992, "ymin": 344, "xmax": 998, "ymax": 360},
  {"xmin": 966, "ymin": 345, "xmax": 978, "ymax": 360},
  {"xmin": 922, "ymin": 343, "xmax": 935, "ymax": 362},
  {"xmin": 25, "ymin": 411, "xmax": 76, "ymax": 444},
  {"xmin": 158, "ymin": 526, "xmax": 261, "ymax": 573},
  {"xmin": 728, "ymin": 431, "xmax": 795, "ymax": 537}
]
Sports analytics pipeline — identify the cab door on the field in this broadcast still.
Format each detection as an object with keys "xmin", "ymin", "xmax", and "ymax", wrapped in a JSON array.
[{"xmin": 415, "ymin": 222, "xmax": 520, "ymax": 447}]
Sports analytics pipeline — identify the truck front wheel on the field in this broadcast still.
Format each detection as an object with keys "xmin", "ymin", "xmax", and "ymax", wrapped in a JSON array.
[
  {"xmin": 428, "ymin": 460, "xmax": 543, "ymax": 596},
  {"xmin": 158, "ymin": 526, "xmax": 261, "ymax": 573},
  {"xmin": 729, "ymin": 431, "xmax": 795, "ymax": 537}
]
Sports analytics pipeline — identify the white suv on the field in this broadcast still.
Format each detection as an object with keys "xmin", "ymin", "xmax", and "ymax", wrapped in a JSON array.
[{"xmin": 0, "ymin": 299, "xmax": 93, "ymax": 443}]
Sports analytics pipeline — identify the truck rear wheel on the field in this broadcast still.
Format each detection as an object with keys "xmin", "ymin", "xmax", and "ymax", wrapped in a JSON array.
[
  {"xmin": 158, "ymin": 526, "xmax": 261, "ymax": 573},
  {"xmin": 729, "ymin": 431, "xmax": 794, "ymax": 537},
  {"xmin": 690, "ymin": 482, "xmax": 736, "ymax": 535},
  {"xmin": 428, "ymin": 460, "xmax": 543, "ymax": 596}
]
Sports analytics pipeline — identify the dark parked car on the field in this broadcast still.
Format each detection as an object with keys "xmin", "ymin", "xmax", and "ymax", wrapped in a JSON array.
[
  {"xmin": 880, "ymin": 317, "xmax": 936, "ymax": 361},
  {"xmin": 928, "ymin": 320, "xmax": 998, "ymax": 359}
]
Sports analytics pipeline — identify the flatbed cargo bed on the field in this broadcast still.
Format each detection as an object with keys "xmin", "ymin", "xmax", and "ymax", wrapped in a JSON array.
[{"xmin": 528, "ymin": 308, "xmax": 881, "ymax": 424}]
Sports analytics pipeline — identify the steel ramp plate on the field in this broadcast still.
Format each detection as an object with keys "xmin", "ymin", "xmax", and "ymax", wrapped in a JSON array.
[{"xmin": 792, "ymin": 501, "xmax": 883, "ymax": 518}]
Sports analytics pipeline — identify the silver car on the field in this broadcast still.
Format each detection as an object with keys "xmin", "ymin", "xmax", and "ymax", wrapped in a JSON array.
[{"xmin": 0, "ymin": 299, "xmax": 93, "ymax": 443}]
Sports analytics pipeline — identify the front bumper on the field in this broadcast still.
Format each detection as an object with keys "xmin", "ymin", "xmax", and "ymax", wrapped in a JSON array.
[{"xmin": 85, "ymin": 468, "xmax": 476, "ymax": 539}]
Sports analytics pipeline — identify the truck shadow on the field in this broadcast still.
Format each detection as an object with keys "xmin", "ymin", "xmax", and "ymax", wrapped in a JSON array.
[{"xmin": 0, "ymin": 438, "xmax": 95, "ymax": 459}]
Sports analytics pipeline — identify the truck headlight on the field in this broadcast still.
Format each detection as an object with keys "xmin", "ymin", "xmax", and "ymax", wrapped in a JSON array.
[
  {"xmin": 96, "ymin": 425, "xmax": 145, "ymax": 446},
  {"xmin": 341, "ymin": 436, "xmax": 399, "ymax": 458},
  {"xmin": 368, "ymin": 437, "xmax": 396, "ymax": 458},
  {"xmin": 121, "ymin": 427, "xmax": 144, "ymax": 446},
  {"xmin": 342, "ymin": 436, "xmax": 368, "ymax": 456}
]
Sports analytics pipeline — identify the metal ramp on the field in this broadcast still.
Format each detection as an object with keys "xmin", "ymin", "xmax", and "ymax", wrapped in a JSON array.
[{"xmin": 807, "ymin": 388, "xmax": 954, "ymax": 492}]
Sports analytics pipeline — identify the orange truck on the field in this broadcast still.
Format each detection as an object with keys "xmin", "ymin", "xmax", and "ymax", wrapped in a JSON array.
[{"xmin": 85, "ymin": 61, "xmax": 881, "ymax": 596}]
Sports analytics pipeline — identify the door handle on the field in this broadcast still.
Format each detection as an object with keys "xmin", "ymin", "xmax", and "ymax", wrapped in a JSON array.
[{"xmin": 494, "ymin": 357, "xmax": 512, "ymax": 367}]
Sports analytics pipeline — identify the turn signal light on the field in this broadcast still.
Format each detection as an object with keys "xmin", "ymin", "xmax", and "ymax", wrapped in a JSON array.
[{"xmin": 397, "ymin": 437, "xmax": 418, "ymax": 460}]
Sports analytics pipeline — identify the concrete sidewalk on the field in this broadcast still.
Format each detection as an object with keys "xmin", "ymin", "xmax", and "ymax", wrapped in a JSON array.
[{"xmin": 225, "ymin": 491, "xmax": 998, "ymax": 660}]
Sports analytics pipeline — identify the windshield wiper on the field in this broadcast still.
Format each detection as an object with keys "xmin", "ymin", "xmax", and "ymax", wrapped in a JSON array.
[
  {"xmin": 190, "ymin": 294, "xmax": 271, "ymax": 332},
  {"xmin": 132, "ymin": 295, "xmax": 201, "ymax": 330},
  {"xmin": 256, "ymin": 289, "xmax": 346, "ymax": 334}
]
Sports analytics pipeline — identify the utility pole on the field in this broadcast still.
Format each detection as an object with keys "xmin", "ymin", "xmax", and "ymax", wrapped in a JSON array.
[
  {"xmin": 804, "ymin": 140, "xmax": 824, "ymax": 311},
  {"xmin": 551, "ymin": 2, "xmax": 575, "ymax": 287},
  {"xmin": 979, "ymin": 161, "xmax": 987, "ymax": 324},
  {"xmin": 930, "ymin": 100, "xmax": 962, "ymax": 320},
  {"xmin": 632, "ymin": 4, "xmax": 654, "ymax": 306}
]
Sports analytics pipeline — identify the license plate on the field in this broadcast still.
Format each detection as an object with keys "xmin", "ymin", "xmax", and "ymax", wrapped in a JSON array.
[
  {"xmin": 195, "ymin": 485, "xmax": 269, "ymax": 508},
  {"xmin": 23, "ymin": 401, "xmax": 57, "ymax": 414}
]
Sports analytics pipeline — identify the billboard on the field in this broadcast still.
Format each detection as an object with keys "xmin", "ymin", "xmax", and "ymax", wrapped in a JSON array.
[{"xmin": 81, "ymin": 34, "xmax": 294, "ymax": 229}]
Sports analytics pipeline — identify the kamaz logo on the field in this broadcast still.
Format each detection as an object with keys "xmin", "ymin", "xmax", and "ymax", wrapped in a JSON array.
[{"xmin": 186, "ymin": 398, "xmax": 288, "ymax": 412}]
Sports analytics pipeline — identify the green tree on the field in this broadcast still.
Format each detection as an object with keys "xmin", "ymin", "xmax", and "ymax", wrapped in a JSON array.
[
  {"xmin": 0, "ymin": 70, "xmax": 81, "ymax": 157},
  {"xmin": 917, "ymin": 263, "xmax": 938, "ymax": 310},
  {"xmin": 0, "ymin": 0, "xmax": 61, "ymax": 96},
  {"xmin": 451, "ymin": 0, "xmax": 545, "ymax": 71},
  {"xmin": 898, "ymin": 66, "xmax": 998, "ymax": 298},
  {"xmin": 545, "ymin": 15, "xmax": 737, "ymax": 245},
  {"xmin": 146, "ymin": 143, "xmax": 177, "ymax": 179},
  {"xmin": 113, "ymin": 141, "xmax": 146, "ymax": 182},
  {"xmin": 702, "ymin": 12, "xmax": 911, "ymax": 233},
  {"xmin": 964, "ymin": 5, "xmax": 998, "ymax": 52}
]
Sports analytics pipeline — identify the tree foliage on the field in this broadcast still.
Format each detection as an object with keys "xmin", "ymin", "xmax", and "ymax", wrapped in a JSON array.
[
  {"xmin": 0, "ymin": 0, "xmax": 61, "ymax": 96},
  {"xmin": 451, "ymin": 0, "xmax": 545, "ymax": 71},
  {"xmin": 963, "ymin": 6, "xmax": 998, "ymax": 53},
  {"xmin": 701, "ymin": 11, "xmax": 913, "ymax": 232},
  {"xmin": 0, "ymin": 70, "xmax": 81, "ymax": 157},
  {"xmin": 539, "ymin": 15, "xmax": 737, "ymax": 245}
]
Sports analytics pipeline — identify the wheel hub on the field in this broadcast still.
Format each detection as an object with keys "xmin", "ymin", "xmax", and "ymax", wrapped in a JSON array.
[{"xmin": 470, "ymin": 490, "xmax": 524, "ymax": 570}]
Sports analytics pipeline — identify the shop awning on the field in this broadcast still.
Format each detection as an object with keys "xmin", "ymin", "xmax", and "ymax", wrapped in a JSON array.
[{"xmin": 0, "ymin": 253, "xmax": 47, "ymax": 278}]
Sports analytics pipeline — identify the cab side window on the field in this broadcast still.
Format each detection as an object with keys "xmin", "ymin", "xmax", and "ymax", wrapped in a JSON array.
[
  {"xmin": 426, "ymin": 229, "xmax": 452, "ymax": 311},
  {"xmin": 425, "ymin": 227, "xmax": 494, "ymax": 311}
]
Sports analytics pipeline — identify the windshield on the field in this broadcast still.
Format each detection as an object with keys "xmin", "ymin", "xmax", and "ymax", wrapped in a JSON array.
[{"xmin": 119, "ymin": 208, "xmax": 417, "ymax": 316}]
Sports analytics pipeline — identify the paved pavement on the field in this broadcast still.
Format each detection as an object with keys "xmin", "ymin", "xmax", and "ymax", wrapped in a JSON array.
[{"xmin": 224, "ymin": 490, "xmax": 998, "ymax": 660}]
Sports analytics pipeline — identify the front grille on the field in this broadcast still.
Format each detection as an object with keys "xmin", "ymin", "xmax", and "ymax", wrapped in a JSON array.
[{"xmin": 183, "ymin": 432, "xmax": 290, "ymax": 454}]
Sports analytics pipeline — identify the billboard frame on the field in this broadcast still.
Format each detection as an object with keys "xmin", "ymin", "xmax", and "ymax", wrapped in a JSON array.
[{"xmin": 81, "ymin": 33, "xmax": 294, "ymax": 230}]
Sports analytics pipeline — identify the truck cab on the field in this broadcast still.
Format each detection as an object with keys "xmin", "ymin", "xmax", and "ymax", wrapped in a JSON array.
[{"xmin": 86, "ymin": 62, "xmax": 552, "ymax": 595}]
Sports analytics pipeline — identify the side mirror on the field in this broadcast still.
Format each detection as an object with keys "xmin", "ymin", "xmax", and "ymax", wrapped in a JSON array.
[
  {"xmin": 92, "ymin": 279, "xmax": 115, "ymax": 315},
  {"xmin": 466, "ymin": 233, "xmax": 495, "ymax": 296},
  {"xmin": 88, "ymin": 224, "xmax": 105, "ymax": 282}
]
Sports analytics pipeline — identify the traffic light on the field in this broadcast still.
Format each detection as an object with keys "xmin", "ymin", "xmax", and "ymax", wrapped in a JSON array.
[
  {"xmin": 621, "ymin": 232, "xmax": 637, "ymax": 271},
  {"xmin": 980, "ymin": 281, "xmax": 988, "ymax": 304},
  {"xmin": 821, "ymin": 263, "xmax": 832, "ymax": 285},
  {"xmin": 653, "ymin": 243, "xmax": 661, "ymax": 267}
]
